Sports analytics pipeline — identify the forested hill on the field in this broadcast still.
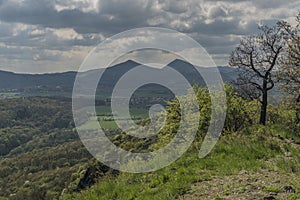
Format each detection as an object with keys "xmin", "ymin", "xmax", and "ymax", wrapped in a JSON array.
[
  {"xmin": 0, "ymin": 97, "xmax": 119, "ymax": 199},
  {"xmin": 0, "ymin": 70, "xmax": 77, "ymax": 90},
  {"xmin": 0, "ymin": 86, "xmax": 299, "ymax": 199},
  {"xmin": 0, "ymin": 60, "xmax": 238, "ymax": 92},
  {"xmin": 0, "ymin": 97, "xmax": 88, "ymax": 199}
]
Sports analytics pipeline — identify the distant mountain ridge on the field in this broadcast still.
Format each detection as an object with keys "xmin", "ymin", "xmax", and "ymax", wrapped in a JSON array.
[
  {"xmin": 0, "ymin": 59, "xmax": 239, "ymax": 95},
  {"xmin": 0, "ymin": 70, "xmax": 77, "ymax": 90}
]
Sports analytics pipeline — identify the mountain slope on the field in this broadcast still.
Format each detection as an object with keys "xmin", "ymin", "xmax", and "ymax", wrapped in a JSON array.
[{"xmin": 0, "ymin": 60, "xmax": 239, "ymax": 95}]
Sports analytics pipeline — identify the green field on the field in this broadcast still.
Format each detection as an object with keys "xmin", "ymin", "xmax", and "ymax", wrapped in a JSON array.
[
  {"xmin": 96, "ymin": 105, "xmax": 148, "ymax": 117},
  {"xmin": 77, "ymin": 105, "xmax": 149, "ymax": 129},
  {"xmin": 0, "ymin": 92, "xmax": 20, "ymax": 99}
]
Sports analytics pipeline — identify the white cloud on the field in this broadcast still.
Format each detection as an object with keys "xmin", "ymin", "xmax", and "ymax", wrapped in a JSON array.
[
  {"xmin": 0, "ymin": 0, "xmax": 299, "ymax": 73},
  {"xmin": 54, "ymin": 0, "xmax": 100, "ymax": 13},
  {"xmin": 52, "ymin": 28, "xmax": 83, "ymax": 40}
]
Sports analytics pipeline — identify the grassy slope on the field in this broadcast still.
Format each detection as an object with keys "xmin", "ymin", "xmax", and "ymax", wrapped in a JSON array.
[{"xmin": 63, "ymin": 125, "xmax": 300, "ymax": 200}]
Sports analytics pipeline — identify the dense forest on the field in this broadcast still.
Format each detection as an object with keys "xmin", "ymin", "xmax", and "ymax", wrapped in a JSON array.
[{"xmin": 0, "ymin": 97, "xmax": 89, "ymax": 199}]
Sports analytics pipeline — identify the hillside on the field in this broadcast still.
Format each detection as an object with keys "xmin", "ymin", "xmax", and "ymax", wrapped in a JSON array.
[
  {"xmin": 0, "ymin": 86, "xmax": 299, "ymax": 200},
  {"xmin": 0, "ymin": 63, "xmax": 296, "ymax": 200},
  {"xmin": 63, "ymin": 127, "xmax": 300, "ymax": 200},
  {"xmin": 0, "ymin": 60, "xmax": 238, "ymax": 97},
  {"xmin": 61, "ymin": 86, "xmax": 300, "ymax": 200},
  {"xmin": 0, "ymin": 97, "xmax": 92, "ymax": 199}
]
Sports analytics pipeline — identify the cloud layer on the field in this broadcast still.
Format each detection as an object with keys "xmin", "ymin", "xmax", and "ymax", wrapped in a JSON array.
[{"xmin": 0, "ymin": 0, "xmax": 299, "ymax": 73}]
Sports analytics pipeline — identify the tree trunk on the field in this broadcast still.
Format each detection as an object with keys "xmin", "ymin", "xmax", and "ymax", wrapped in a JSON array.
[
  {"xmin": 259, "ymin": 80, "xmax": 268, "ymax": 125},
  {"xmin": 296, "ymin": 94, "xmax": 300, "ymax": 125}
]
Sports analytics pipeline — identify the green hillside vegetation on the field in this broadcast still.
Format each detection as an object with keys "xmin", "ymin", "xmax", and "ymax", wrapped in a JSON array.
[
  {"xmin": 0, "ymin": 98, "xmax": 93, "ymax": 199},
  {"xmin": 62, "ymin": 86, "xmax": 300, "ymax": 200},
  {"xmin": 0, "ymin": 84, "xmax": 299, "ymax": 200}
]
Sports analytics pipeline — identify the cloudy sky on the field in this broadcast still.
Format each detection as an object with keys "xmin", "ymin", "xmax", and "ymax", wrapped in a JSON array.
[{"xmin": 0, "ymin": 0, "xmax": 299, "ymax": 73}]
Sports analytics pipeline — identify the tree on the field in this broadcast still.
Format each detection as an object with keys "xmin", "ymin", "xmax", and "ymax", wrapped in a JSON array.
[
  {"xmin": 229, "ymin": 24, "xmax": 286, "ymax": 125},
  {"xmin": 278, "ymin": 14, "xmax": 300, "ymax": 124}
]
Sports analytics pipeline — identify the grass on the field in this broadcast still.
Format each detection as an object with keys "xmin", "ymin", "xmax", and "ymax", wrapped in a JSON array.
[{"xmin": 63, "ymin": 125, "xmax": 300, "ymax": 200}]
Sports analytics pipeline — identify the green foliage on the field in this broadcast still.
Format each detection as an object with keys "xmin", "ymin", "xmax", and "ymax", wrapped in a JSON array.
[
  {"xmin": 0, "ymin": 97, "xmax": 91, "ymax": 199},
  {"xmin": 1, "ymin": 81, "xmax": 300, "ymax": 200},
  {"xmin": 224, "ymin": 85, "xmax": 260, "ymax": 132},
  {"xmin": 62, "ymin": 83, "xmax": 300, "ymax": 200},
  {"xmin": 268, "ymin": 102, "xmax": 298, "ymax": 129},
  {"xmin": 63, "ymin": 125, "xmax": 300, "ymax": 200}
]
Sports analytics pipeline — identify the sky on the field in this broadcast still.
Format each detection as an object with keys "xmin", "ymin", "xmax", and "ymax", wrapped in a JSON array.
[{"xmin": 0, "ymin": 0, "xmax": 299, "ymax": 74}]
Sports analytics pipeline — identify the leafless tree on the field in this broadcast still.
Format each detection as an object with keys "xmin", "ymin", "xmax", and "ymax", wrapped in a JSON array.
[{"xmin": 229, "ymin": 24, "xmax": 286, "ymax": 125}]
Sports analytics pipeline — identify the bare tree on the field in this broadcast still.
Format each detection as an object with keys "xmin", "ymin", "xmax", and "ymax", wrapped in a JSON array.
[
  {"xmin": 229, "ymin": 24, "xmax": 286, "ymax": 125},
  {"xmin": 233, "ymin": 73, "xmax": 262, "ymax": 101}
]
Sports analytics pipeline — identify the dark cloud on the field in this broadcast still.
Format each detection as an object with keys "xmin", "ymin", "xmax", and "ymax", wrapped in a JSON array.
[
  {"xmin": 0, "ymin": 22, "xmax": 12, "ymax": 37},
  {"xmin": 251, "ymin": 0, "xmax": 295, "ymax": 9},
  {"xmin": 0, "ymin": 0, "xmax": 296, "ymax": 35},
  {"xmin": 208, "ymin": 6, "xmax": 227, "ymax": 18},
  {"xmin": 0, "ymin": 0, "xmax": 56, "ymax": 25},
  {"xmin": 206, "ymin": 0, "xmax": 296, "ymax": 8},
  {"xmin": 161, "ymin": 0, "xmax": 188, "ymax": 14},
  {"xmin": 0, "ymin": 0, "xmax": 153, "ymax": 35},
  {"xmin": 0, "ymin": 0, "xmax": 299, "ymax": 73}
]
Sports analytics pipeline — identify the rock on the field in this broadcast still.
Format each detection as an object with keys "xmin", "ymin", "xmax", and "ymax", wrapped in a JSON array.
[
  {"xmin": 238, "ymin": 170, "xmax": 248, "ymax": 175},
  {"xmin": 269, "ymin": 192, "xmax": 278, "ymax": 196},
  {"xmin": 285, "ymin": 151, "xmax": 292, "ymax": 157},
  {"xmin": 277, "ymin": 135, "xmax": 284, "ymax": 140},
  {"xmin": 283, "ymin": 185, "xmax": 296, "ymax": 193},
  {"xmin": 263, "ymin": 196, "xmax": 275, "ymax": 200},
  {"xmin": 24, "ymin": 180, "xmax": 30, "ymax": 186},
  {"xmin": 261, "ymin": 166, "xmax": 268, "ymax": 170},
  {"xmin": 73, "ymin": 163, "xmax": 119, "ymax": 192}
]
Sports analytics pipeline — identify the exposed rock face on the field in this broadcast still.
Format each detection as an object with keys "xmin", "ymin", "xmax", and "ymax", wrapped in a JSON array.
[{"xmin": 76, "ymin": 164, "xmax": 119, "ymax": 191}]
